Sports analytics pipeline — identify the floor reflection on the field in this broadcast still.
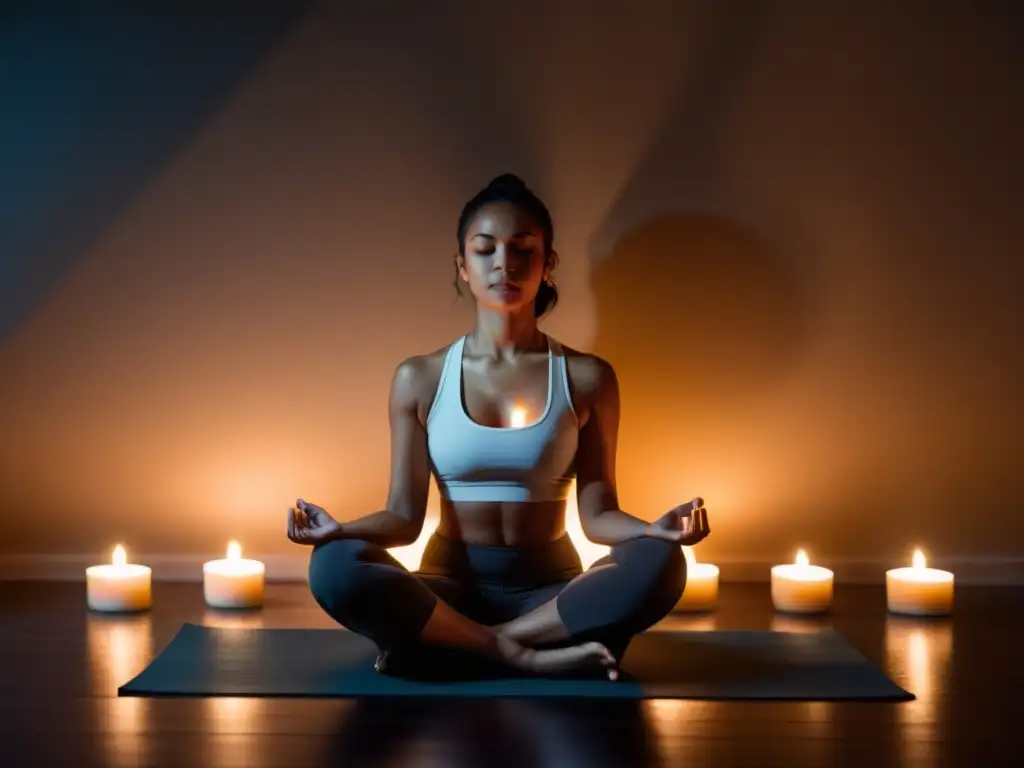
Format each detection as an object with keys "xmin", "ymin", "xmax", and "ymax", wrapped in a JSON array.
[
  {"xmin": 85, "ymin": 612, "xmax": 153, "ymax": 767},
  {"xmin": 321, "ymin": 697, "xmax": 661, "ymax": 767},
  {"xmin": 202, "ymin": 607, "xmax": 266, "ymax": 630},
  {"xmin": 667, "ymin": 612, "xmax": 719, "ymax": 632},
  {"xmin": 885, "ymin": 617, "xmax": 954, "ymax": 766},
  {"xmin": 770, "ymin": 612, "xmax": 833, "ymax": 634},
  {"xmin": 646, "ymin": 698, "xmax": 715, "ymax": 764},
  {"xmin": 770, "ymin": 613, "xmax": 836, "ymax": 756}
]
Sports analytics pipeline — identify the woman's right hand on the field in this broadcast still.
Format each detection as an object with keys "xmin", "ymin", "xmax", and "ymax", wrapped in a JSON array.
[{"xmin": 286, "ymin": 498, "xmax": 343, "ymax": 545}]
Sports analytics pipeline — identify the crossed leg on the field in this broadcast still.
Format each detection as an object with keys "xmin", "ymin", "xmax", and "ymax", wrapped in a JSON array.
[
  {"xmin": 307, "ymin": 536, "xmax": 684, "ymax": 677},
  {"xmin": 497, "ymin": 536, "xmax": 686, "ymax": 664}
]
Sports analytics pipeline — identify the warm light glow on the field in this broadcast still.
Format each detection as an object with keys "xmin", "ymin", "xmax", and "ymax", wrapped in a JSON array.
[
  {"xmin": 683, "ymin": 546, "xmax": 697, "ymax": 568},
  {"xmin": 388, "ymin": 510, "xmax": 440, "ymax": 571},
  {"xmin": 912, "ymin": 549, "xmax": 926, "ymax": 569},
  {"xmin": 112, "ymin": 544, "xmax": 127, "ymax": 567},
  {"xmin": 227, "ymin": 540, "xmax": 241, "ymax": 560},
  {"xmin": 87, "ymin": 614, "xmax": 153, "ymax": 758},
  {"xmin": 563, "ymin": 480, "xmax": 610, "ymax": 569},
  {"xmin": 386, "ymin": 481, "xmax": 613, "ymax": 572},
  {"xmin": 509, "ymin": 405, "xmax": 527, "ymax": 428},
  {"xmin": 885, "ymin": 616, "xmax": 954, "ymax": 767},
  {"xmin": 675, "ymin": 545, "xmax": 720, "ymax": 613},
  {"xmin": 796, "ymin": 549, "xmax": 809, "ymax": 567}
]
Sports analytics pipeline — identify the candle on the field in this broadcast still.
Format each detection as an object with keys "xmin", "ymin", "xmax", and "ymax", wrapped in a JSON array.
[
  {"xmin": 203, "ymin": 540, "xmax": 265, "ymax": 609},
  {"xmin": 674, "ymin": 546, "xmax": 719, "ymax": 612},
  {"xmin": 86, "ymin": 544, "xmax": 152, "ymax": 612},
  {"xmin": 771, "ymin": 549, "xmax": 834, "ymax": 614},
  {"xmin": 886, "ymin": 549, "xmax": 954, "ymax": 616}
]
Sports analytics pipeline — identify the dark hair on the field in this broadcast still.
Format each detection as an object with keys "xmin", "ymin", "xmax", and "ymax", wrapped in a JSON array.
[{"xmin": 454, "ymin": 173, "xmax": 558, "ymax": 318}]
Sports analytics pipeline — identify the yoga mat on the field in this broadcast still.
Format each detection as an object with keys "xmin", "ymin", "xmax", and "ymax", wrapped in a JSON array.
[{"xmin": 119, "ymin": 623, "xmax": 913, "ymax": 701}]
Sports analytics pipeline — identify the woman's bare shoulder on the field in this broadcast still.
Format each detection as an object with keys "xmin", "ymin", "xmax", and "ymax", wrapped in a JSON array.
[
  {"xmin": 557, "ymin": 342, "xmax": 617, "ymax": 401},
  {"xmin": 391, "ymin": 341, "xmax": 457, "ymax": 411}
]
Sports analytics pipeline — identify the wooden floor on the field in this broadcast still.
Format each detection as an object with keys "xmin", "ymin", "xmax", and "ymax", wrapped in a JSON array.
[{"xmin": 1, "ymin": 580, "xmax": 1020, "ymax": 767}]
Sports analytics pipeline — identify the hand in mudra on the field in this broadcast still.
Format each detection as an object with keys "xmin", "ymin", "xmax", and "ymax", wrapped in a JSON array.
[
  {"xmin": 286, "ymin": 498, "xmax": 342, "ymax": 545},
  {"xmin": 648, "ymin": 497, "xmax": 710, "ymax": 546}
]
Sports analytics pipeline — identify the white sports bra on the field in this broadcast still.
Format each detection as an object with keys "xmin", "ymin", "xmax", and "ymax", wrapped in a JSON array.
[{"xmin": 425, "ymin": 335, "xmax": 579, "ymax": 502}]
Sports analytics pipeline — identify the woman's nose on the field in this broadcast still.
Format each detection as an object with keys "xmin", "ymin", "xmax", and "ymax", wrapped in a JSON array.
[{"xmin": 492, "ymin": 246, "xmax": 508, "ymax": 270}]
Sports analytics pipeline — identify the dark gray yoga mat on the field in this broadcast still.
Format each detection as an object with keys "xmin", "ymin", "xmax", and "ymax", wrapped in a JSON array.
[{"xmin": 119, "ymin": 623, "xmax": 913, "ymax": 701}]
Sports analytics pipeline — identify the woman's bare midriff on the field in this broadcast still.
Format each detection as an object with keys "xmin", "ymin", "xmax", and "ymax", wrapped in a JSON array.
[{"xmin": 435, "ymin": 499, "xmax": 568, "ymax": 547}]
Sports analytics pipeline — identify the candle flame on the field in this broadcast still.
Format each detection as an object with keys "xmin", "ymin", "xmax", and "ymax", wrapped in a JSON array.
[
  {"xmin": 112, "ymin": 544, "xmax": 127, "ymax": 567},
  {"xmin": 795, "ymin": 549, "xmax": 809, "ymax": 567},
  {"xmin": 509, "ymin": 405, "xmax": 527, "ymax": 428},
  {"xmin": 227, "ymin": 540, "xmax": 242, "ymax": 560},
  {"xmin": 912, "ymin": 549, "xmax": 926, "ymax": 569}
]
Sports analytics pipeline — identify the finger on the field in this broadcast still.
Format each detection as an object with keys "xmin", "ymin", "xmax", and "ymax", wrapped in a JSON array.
[
  {"xmin": 692, "ymin": 511, "xmax": 709, "ymax": 544},
  {"xmin": 670, "ymin": 504, "xmax": 690, "ymax": 520},
  {"xmin": 688, "ymin": 497, "xmax": 704, "ymax": 512},
  {"xmin": 287, "ymin": 507, "xmax": 298, "ymax": 541},
  {"xmin": 598, "ymin": 647, "xmax": 619, "ymax": 680}
]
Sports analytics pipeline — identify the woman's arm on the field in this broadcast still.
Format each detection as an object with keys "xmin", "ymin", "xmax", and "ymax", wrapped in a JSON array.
[
  {"xmin": 574, "ymin": 357, "xmax": 656, "ymax": 546},
  {"xmin": 323, "ymin": 357, "xmax": 432, "ymax": 548}
]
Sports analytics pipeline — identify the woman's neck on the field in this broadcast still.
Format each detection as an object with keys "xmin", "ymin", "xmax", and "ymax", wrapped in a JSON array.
[{"xmin": 469, "ymin": 309, "xmax": 543, "ymax": 360}]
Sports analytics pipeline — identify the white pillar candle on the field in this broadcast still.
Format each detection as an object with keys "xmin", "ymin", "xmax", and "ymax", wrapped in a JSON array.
[
  {"xmin": 771, "ymin": 549, "xmax": 834, "ymax": 614},
  {"xmin": 203, "ymin": 540, "xmax": 265, "ymax": 609},
  {"xmin": 86, "ymin": 544, "xmax": 152, "ymax": 612},
  {"xmin": 674, "ymin": 546, "xmax": 720, "ymax": 612},
  {"xmin": 886, "ymin": 549, "xmax": 954, "ymax": 616}
]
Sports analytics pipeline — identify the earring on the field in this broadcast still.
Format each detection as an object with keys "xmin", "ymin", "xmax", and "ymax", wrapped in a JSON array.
[{"xmin": 545, "ymin": 274, "xmax": 555, "ymax": 287}]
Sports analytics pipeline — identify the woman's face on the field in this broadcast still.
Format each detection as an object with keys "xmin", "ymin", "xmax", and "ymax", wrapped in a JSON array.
[{"xmin": 457, "ymin": 202, "xmax": 556, "ymax": 314}]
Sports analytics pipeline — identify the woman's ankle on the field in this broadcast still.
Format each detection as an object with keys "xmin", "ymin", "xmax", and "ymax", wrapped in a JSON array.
[{"xmin": 494, "ymin": 632, "xmax": 534, "ymax": 670}]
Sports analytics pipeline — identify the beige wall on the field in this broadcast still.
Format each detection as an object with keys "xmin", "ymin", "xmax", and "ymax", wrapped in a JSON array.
[{"xmin": 1, "ymin": 2, "xmax": 1019, "ymax": 575}]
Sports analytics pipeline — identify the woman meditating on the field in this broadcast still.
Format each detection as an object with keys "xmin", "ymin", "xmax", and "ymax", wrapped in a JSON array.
[{"xmin": 287, "ymin": 174, "xmax": 711, "ymax": 680}]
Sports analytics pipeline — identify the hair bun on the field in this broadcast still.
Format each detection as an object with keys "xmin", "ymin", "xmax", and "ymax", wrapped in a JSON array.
[{"xmin": 486, "ymin": 173, "xmax": 528, "ymax": 192}]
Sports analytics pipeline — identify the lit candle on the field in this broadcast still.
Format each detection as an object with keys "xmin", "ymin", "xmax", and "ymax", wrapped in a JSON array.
[
  {"xmin": 886, "ymin": 549, "xmax": 953, "ymax": 617},
  {"xmin": 674, "ymin": 546, "xmax": 719, "ymax": 612},
  {"xmin": 86, "ymin": 544, "xmax": 152, "ymax": 612},
  {"xmin": 203, "ymin": 540, "xmax": 265, "ymax": 609},
  {"xmin": 771, "ymin": 549, "xmax": 834, "ymax": 614}
]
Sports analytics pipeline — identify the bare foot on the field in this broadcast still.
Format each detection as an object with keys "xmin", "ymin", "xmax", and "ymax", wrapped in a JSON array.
[
  {"xmin": 374, "ymin": 637, "xmax": 619, "ymax": 681},
  {"xmin": 514, "ymin": 640, "xmax": 620, "ymax": 680}
]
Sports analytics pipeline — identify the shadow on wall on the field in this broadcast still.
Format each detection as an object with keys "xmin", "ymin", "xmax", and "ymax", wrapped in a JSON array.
[
  {"xmin": 590, "ymin": 213, "xmax": 810, "ymax": 509},
  {"xmin": 592, "ymin": 213, "xmax": 809, "ymax": 404},
  {"xmin": 0, "ymin": 3, "xmax": 314, "ymax": 343}
]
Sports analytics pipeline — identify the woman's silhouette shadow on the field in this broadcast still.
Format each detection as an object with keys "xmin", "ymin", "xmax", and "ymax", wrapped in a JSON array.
[
  {"xmin": 588, "ymin": 213, "xmax": 810, "ymax": 507},
  {"xmin": 591, "ymin": 213, "xmax": 809, "ymax": 405}
]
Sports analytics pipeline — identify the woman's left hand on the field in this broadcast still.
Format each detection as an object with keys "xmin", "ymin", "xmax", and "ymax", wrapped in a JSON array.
[{"xmin": 647, "ymin": 497, "xmax": 710, "ymax": 545}]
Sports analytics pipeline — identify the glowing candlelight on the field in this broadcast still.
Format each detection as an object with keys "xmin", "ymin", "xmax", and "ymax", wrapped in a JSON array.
[
  {"xmin": 771, "ymin": 549, "xmax": 834, "ymax": 614},
  {"xmin": 203, "ymin": 540, "xmax": 265, "ymax": 609},
  {"xmin": 388, "ymin": 510, "xmax": 441, "ymax": 571},
  {"xmin": 509, "ymin": 404, "xmax": 528, "ymax": 428},
  {"xmin": 86, "ymin": 544, "xmax": 152, "ymax": 612},
  {"xmin": 674, "ymin": 546, "xmax": 719, "ymax": 612},
  {"xmin": 886, "ymin": 549, "xmax": 954, "ymax": 616}
]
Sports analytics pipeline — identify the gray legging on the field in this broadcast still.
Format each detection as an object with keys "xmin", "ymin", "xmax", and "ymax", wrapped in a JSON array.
[{"xmin": 307, "ymin": 531, "xmax": 685, "ymax": 666}]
